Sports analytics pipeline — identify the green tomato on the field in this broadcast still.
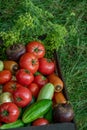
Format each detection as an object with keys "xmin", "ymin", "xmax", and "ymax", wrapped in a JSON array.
[{"xmin": 0, "ymin": 60, "xmax": 4, "ymax": 71}]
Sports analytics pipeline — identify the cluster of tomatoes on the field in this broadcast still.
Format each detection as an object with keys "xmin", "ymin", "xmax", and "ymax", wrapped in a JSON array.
[{"xmin": 0, "ymin": 41, "xmax": 55, "ymax": 125}]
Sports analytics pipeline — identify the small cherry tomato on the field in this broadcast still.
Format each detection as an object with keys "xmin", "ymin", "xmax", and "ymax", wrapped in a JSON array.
[
  {"xmin": 27, "ymin": 83, "xmax": 39, "ymax": 98},
  {"xmin": 38, "ymin": 58, "xmax": 55, "ymax": 75},
  {"xmin": 3, "ymin": 81, "xmax": 23, "ymax": 93},
  {"xmin": 0, "ymin": 70, "xmax": 12, "ymax": 84},
  {"xmin": 26, "ymin": 41, "xmax": 45, "ymax": 59},
  {"xmin": 16, "ymin": 69, "xmax": 34, "ymax": 86},
  {"xmin": 32, "ymin": 118, "xmax": 49, "ymax": 126},
  {"xmin": 13, "ymin": 86, "xmax": 32, "ymax": 107},
  {"xmin": 0, "ymin": 102, "xmax": 20, "ymax": 123},
  {"xmin": 19, "ymin": 53, "xmax": 39, "ymax": 74}
]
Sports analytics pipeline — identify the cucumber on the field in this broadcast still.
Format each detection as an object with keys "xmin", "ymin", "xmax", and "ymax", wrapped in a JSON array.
[
  {"xmin": 0, "ymin": 119, "xmax": 24, "ymax": 129},
  {"xmin": 22, "ymin": 99, "xmax": 52, "ymax": 123},
  {"xmin": 37, "ymin": 83, "xmax": 55, "ymax": 101},
  {"xmin": 44, "ymin": 105, "xmax": 53, "ymax": 123}
]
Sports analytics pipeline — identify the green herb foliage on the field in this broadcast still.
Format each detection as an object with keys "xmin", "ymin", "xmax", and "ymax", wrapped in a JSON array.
[{"xmin": 0, "ymin": 0, "xmax": 67, "ymax": 59}]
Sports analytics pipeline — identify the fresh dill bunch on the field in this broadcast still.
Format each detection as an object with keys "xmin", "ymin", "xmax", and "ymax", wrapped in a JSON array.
[{"xmin": 0, "ymin": 0, "xmax": 67, "ymax": 58}]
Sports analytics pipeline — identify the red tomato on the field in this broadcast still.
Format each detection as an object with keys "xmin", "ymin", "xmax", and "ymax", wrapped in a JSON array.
[
  {"xmin": 13, "ymin": 86, "xmax": 32, "ymax": 107},
  {"xmin": 3, "ymin": 81, "xmax": 23, "ymax": 93},
  {"xmin": 26, "ymin": 41, "xmax": 45, "ymax": 59},
  {"xmin": 34, "ymin": 74, "xmax": 48, "ymax": 88},
  {"xmin": 0, "ymin": 102, "xmax": 20, "ymax": 123},
  {"xmin": 0, "ymin": 70, "xmax": 12, "ymax": 84},
  {"xmin": 32, "ymin": 118, "xmax": 49, "ymax": 126},
  {"xmin": 38, "ymin": 58, "xmax": 55, "ymax": 75},
  {"xmin": 16, "ymin": 69, "xmax": 34, "ymax": 86},
  {"xmin": 19, "ymin": 53, "xmax": 39, "ymax": 74},
  {"xmin": 27, "ymin": 83, "xmax": 39, "ymax": 98}
]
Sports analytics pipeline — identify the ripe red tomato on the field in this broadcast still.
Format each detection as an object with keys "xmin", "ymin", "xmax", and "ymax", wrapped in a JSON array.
[
  {"xmin": 27, "ymin": 83, "xmax": 39, "ymax": 98},
  {"xmin": 38, "ymin": 58, "xmax": 55, "ymax": 75},
  {"xmin": 26, "ymin": 41, "xmax": 45, "ymax": 59},
  {"xmin": 19, "ymin": 53, "xmax": 39, "ymax": 74},
  {"xmin": 34, "ymin": 74, "xmax": 48, "ymax": 88},
  {"xmin": 3, "ymin": 81, "xmax": 23, "ymax": 93},
  {"xmin": 16, "ymin": 69, "xmax": 34, "ymax": 86},
  {"xmin": 0, "ymin": 102, "xmax": 20, "ymax": 123},
  {"xmin": 13, "ymin": 86, "xmax": 32, "ymax": 107},
  {"xmin": 0, "ymin": 70, "xmax": 12, "ymax": 84},
  {"xmin": 32, "ymin": 118, "xmax": 49, "ymax": 126}
]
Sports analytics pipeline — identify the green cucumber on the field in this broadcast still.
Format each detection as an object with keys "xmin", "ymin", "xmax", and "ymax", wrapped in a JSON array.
[
  {"xmin": 37, "ymin": 83, "xmax": 55, "ymax": 101},
  {"xmin": 44, "ymin": 105, "xmax": 53, "ymax": 123},
  {"xmin": 0, "ymin": 119, "xmax": 24, "ymax": 129},
  {"xmin": 22, "ymin": 99, "xmax": 52, "ymax": 123}
]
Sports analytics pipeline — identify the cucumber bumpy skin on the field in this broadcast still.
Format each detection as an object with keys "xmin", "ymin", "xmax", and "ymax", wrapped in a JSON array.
[{"xmin": 22, "ymin": 99, "xmax": 52, "ymax": 123}]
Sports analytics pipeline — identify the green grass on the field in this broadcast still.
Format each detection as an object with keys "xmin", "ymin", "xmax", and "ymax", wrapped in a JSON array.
[{"xmin": 58, "ymin": 43, "xmax": 87, "ymax": 130}]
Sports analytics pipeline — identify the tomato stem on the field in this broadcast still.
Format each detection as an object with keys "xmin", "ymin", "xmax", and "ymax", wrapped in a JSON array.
[
  {"xmin": 25, "ymin": 69, "xmax": 30, "ymax": 74},
  {"xmin": 32, "ymin": 59, "xmax": 37, "ymax": 65},
  {"xmin": 34, "ymin": 72, "xmax": 41, "ymax": 76},
  {"xmin": 2, "ymin": 110, "xmax": 9, "ymax": 116},
  {"xmin": 34, "ymin": 48, "xmax": 42, "ymax": 53},
  {"xmin": 47, "ymin": 59, "xmax": 52, "ymax": 63},
  {"xmin": 34, "ymin": 48, "xmax": 39, "ymax": 53},
  {"xmin": 42, "ymin": 75, "xmax": 46, "ymax": 80},
  {"xmin": 12, "ymin": 84, "xmax": 17, "ymax": 90},
  {"xmin": 16, "ymin": 97, "xmax": 22, "ymax": 102}
]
